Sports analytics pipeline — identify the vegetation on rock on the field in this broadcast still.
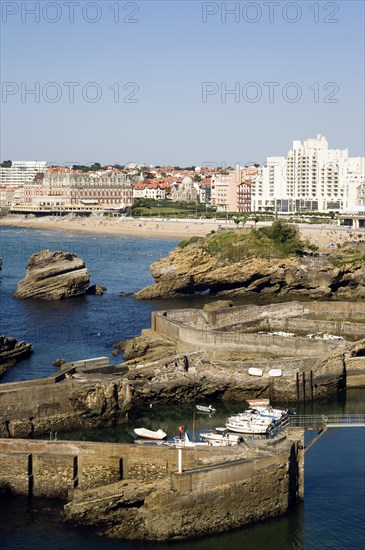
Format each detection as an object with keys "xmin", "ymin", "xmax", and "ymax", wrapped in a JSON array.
[
  {"xmin": 136, "ymin": 222, "xmax": 365, "ymax": 300},
  {"xmin": 198, "ymin": 221, "xmax": 306, "ymax": 260}
]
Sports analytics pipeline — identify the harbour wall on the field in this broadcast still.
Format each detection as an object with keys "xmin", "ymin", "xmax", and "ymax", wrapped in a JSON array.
[
  {"xmin": 166, "ymin": 301, "xmax": 365, "ymax": 331},
  {"xmin": 0, "ymin": 432, "xmax": 304, "ymax": 541},
  {"xmin": 153, "ymin": 312, "xmax": 343, "ymax": 358},
  {"xmin": 0, "ymin": 438, "xmax": 194, "ymax": 498}
]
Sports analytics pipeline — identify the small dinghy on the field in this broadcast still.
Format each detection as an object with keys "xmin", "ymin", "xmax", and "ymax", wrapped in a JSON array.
[
  {"xmin": 196, "ymin": 404, "xmax": 216, "ymax": 413},
  {"xmin": 134, "ymin": 428, "xmax": 167, "ymax": 440}
]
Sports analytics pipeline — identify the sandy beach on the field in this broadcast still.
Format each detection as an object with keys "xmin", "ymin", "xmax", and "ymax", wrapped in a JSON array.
[{"xmin": 0, "ymin": 215, "xmax": 362, "ymax": 251}]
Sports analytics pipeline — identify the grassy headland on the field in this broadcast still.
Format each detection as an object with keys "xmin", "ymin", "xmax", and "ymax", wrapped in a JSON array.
[{"xmin": 178, "ymin": 220, "xmax": 313, "ymax": 261}]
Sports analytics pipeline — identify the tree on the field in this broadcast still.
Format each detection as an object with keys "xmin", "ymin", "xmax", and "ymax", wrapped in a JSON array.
[
  {"xmin": 1, "ymin": 160, "xmax": 12, "ymax": 168},
  {"xmin": 264, "ymin": 220, "xmax": 304, "ymax": 255}
]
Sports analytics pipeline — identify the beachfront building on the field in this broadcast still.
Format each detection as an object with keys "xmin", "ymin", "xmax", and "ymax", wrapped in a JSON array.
[
  {"xmin": 197, "ymin": 180, "xmax": 212, "ymax": 205},
  {"xmin": 133, "ymin": 181, "xmax": 170, "ymax": 201},
  {"xmin": 211, "ymin": 167, "xmax": 256, "ymax": 212},
  {"xmin": 24, "ymin": 171, "xmax": 133, "ymax": 209},
  {"xmin": 342, "ymin": 157, "xmax": 365, "ymax": 212},
  {"xmin": 0, "ymin": 185, "xmax": 24, "ymax": 207},
  {"xmin": 253, "ymin": 135, "xmax": 365, "ymax": 213},
  {"xmin": 0, "ymin": 161, "xmax": 47, "ymax": 186}
]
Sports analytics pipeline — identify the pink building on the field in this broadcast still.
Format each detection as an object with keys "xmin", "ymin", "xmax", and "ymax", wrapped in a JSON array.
[{"xmin": 211, "ymin": 167, "xmax": 257, "ymax": 212}]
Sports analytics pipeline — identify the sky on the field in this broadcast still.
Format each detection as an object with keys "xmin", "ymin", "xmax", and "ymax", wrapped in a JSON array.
[{"xmin": 0, "ymin": 0, "xmax": 364, "ymax": 166}]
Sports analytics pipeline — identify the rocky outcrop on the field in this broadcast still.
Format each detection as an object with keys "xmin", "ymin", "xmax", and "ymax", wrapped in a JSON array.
[
  {"xmin": 0, "ymin": 336, "xmax": 32, "ymax": 376},
  {"xmin": 0, "ymin": 374, "xmax": 133, "ymax": 438},
  {"xmin": 135, "ymin": 234, "xmax": 365, "ymax": 300},
  {"xmin": 13, "ymin": 250, "xmax": 90, "ymax": 300},
  {"xmin": 115, "ymin": 330, "xmax": 177, "ymax": 364},
  {"xmin": 87, "ymin": 284, "xmax": 107, "ymax": 296}
]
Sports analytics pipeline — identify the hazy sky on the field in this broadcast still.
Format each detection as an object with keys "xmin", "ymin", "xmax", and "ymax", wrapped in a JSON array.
[{"xmin": 1, "ymin": 0, "xmax": 364, "ymax": 166}]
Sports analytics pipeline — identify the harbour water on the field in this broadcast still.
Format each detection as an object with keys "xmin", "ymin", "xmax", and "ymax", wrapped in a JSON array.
[{"xmin": 0, "ymin": 226, "xmax": 364, "ymax": 549}]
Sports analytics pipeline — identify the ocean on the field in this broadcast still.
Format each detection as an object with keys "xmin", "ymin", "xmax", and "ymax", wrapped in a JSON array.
[{"xmin": 0, "ymin": 225, "xmax": 364, "ymax": 550}]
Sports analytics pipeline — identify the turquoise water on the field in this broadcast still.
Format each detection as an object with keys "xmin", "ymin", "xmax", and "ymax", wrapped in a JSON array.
[{"xmin": 0, "ymin": 226, "xmax": 364, "ymax": 549}]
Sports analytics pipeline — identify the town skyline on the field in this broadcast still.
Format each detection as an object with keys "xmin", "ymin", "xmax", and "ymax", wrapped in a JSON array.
[
  {"xmin": 1, "ymin": 130, "xmax": 362, "ymax": 169},
  {"xmin": 2, "ymin": 133, "xmax": 364, "ymax": 215}
]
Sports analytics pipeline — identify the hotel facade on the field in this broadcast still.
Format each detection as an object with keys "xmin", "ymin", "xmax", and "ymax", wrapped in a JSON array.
[
  {"xmin": 253, "ymin": 135, "xmax": 365, "ymax": 213},
  {"xmin": 24, "ymin": 171, "xmax": 134, "ymax": 209}
]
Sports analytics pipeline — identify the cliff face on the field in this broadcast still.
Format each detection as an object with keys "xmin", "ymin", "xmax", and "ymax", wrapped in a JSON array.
[
  {"xmin": 135, "ymin": 235, "xmax": 365, "ymax": 300},
  {"xmin": 0, "ymin": 336, "xmax": 32, "ymax": 376},
  {"xmin": 13, "ymin": 250, "xmax": 90, "ymax": 300}
]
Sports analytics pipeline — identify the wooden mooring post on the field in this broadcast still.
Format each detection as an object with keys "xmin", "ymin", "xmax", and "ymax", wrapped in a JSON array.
[{"xmin": 310, "ymin": 370, "xmax": 314, "ymax": 401}]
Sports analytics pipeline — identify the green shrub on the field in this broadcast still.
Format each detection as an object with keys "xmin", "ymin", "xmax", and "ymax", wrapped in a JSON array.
[{"xmin": 178, "ymin": 235, "xmax": 201, "ymax": 248}]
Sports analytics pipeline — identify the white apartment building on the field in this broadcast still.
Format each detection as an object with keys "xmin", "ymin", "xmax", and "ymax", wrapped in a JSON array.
[
  {"xmin": 254, "ymin": 136, "xmax": 365, "ymax": 213},
  {"xmin": 0, "ymin": 161, "xmax": 47, "ymax": 186}
]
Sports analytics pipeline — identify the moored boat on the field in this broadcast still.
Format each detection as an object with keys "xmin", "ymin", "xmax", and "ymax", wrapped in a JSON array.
[
  {"xmin": 246, "ymin": 399, "xmax": 288, "ymax": 421},
  {"xmin": 196, "ymin": 404, "xmax": 216, "ymax": 413},
  {"xmin": 225, "ymin": 413, "xmax": 274, "ymax": 434},
  {"xmin": 164, "ymin": 433, "xmax": 209, "ymax": 448},
  {"xmin": 134, "ymin": 428, "xmax": 167, "ymax": 440}
]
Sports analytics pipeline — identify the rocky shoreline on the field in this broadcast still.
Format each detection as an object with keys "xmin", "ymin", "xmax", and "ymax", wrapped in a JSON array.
[
  {"xmin": 0, "ymin": 336, "xmax": 32, "ymax": 377},
  {"xmin": 136, "ymin": 229, "xmax": 365, "ymax": 300},
  {"xmin": 1, "ymin": 300, "xmax": 364, "ymax": 438}
]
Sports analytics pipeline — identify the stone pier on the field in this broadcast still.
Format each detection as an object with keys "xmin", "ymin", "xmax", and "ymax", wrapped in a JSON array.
[{"xmin": 0, "ymin": 431, "xmax": 304, "ymax": 540}]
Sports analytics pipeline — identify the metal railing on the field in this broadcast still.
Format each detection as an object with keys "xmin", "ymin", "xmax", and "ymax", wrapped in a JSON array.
[{"xmin": 287, "ymin": 414, "xmax": 365, "ymax": 429}]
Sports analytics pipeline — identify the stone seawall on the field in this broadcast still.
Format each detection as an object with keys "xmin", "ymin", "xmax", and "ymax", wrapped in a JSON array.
[
  {"xmin": 0, "ymin": 438, "xmax": 198, "ymax": 498},
  {"xmin": 0, "ymin": 430, "xmax": 301, "ymax": 541},
  {"xmin": 303, "ymin": 301, "xmax": 365, "ymax": 319},
  {"xmin": 266, "ymin": 318, "xmax": 365, "ymax": 340},
  {"xmin": 63, "ymin": 431, "xmax": 304, "ymax": 540},
  {"xmin": 154, "ymin": 313, "xmax": 343, "ymax": 358},
  {"xmin": 0, "ymin": 369, "xmax": 132, "ymax": 438}
]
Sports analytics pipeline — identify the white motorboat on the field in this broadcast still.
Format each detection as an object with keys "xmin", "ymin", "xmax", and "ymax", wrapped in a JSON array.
[
  {"xmin": 246, "ymin": 400, "xmax": 288, "ymax": 421},
  {"xmin": 165, "ymin": 433, "xmax": 209, "ymax": 448},
  {"xmin": 225, "ymin": 413, "xmax": 274, "ymax": 434},
  {"xmin": 134, "ymin": 428, "xmax": 167, "ymax": 440},
  {"xmin": 196, "ymin": 404, "xmax": 216, "ymax": 413}
]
